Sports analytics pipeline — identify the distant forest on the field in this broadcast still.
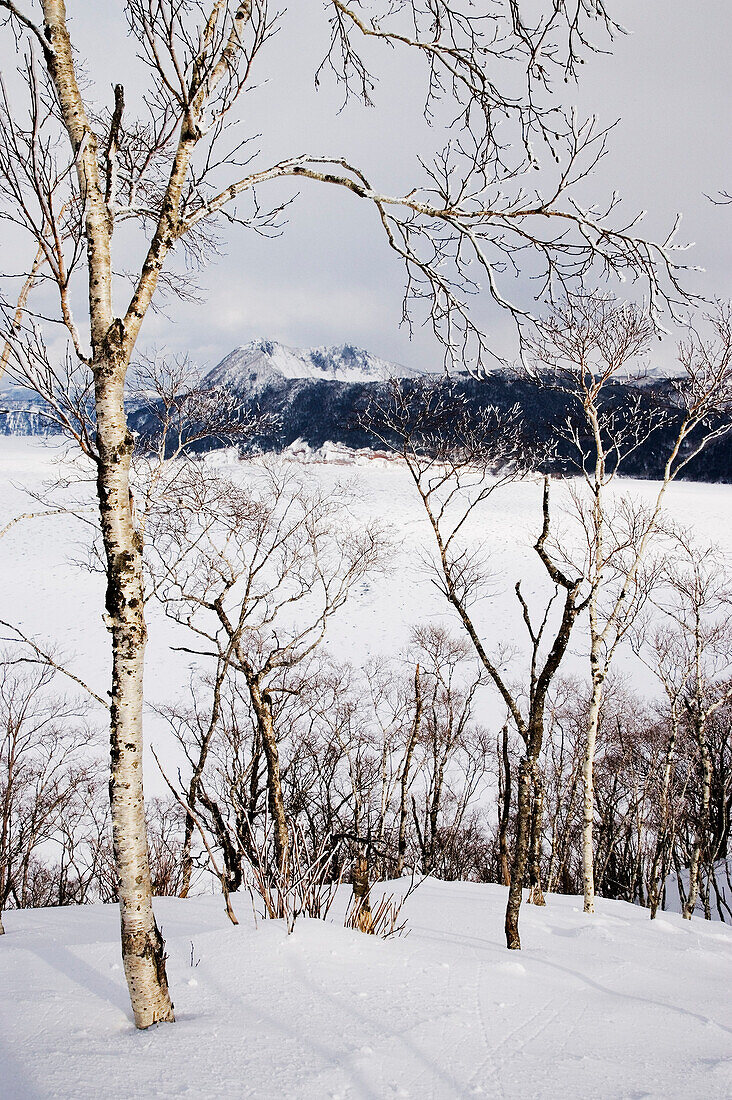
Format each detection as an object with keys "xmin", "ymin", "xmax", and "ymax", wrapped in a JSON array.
[{"xmin": 3, "ymin": 372, "xmax": 731, "ymax": 482}]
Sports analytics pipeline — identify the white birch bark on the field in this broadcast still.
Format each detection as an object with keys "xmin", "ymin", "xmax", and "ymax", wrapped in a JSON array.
[
  {"xmin": 95, "ymin": 355, "xmax": 174, "ymax": 1025},
  {"xmin": 648, "ymin": 712, "xmax": 678, "ymax": 919},
  {"xmin": 581, "ymin": 669, "xmax": 604, "ymax": 913},
  {"xmin": 580, "ymin": 405, "xmax": 606, "ymax": 915},
  {"xmin": 39, "ymin": 0, "xmax": 174, "ymax": 1027}
]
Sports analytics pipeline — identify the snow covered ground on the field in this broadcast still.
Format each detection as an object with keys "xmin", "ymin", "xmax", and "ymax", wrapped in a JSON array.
[
  {"xmin": 2, "ymin": 439, "xmax": 732, "ymax": 1098},
  {"xmin": 1, "ymin": 880, "xmax": 730, "ymax": 1099},
  {"xmin": 1, "ymin": 432, "xmax": 731, "ymax": 812},
  {"xmin": 3, "ymin": 438, "xmax": 731, "ymax": 672}
]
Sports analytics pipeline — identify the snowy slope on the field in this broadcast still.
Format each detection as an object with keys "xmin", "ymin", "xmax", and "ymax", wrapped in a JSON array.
[
  {"xmin": 0, "ymin": 880, "xmax": 730, "ymax": 1099},
  {"xmin": 203, "ymin": 338, "xmax": 421, "ymax": 392},
  {"xmin": 1, "ymin": 439, "xmax": 732, "ymax": 1099}
]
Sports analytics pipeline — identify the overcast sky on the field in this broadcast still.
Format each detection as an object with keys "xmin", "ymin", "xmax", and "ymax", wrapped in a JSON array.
[{"xmin": 3, "ymin": 2, "xmax": 731, "ymax": 373}]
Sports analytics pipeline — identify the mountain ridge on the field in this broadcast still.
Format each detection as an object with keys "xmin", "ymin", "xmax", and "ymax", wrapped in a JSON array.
[
  {"xmin": 202, "ymin": 339, "xmax": 424, "ymax": 391},
  {"xmin": 2, "ymin": 340, "xmax": 731, "ymax": 483}
]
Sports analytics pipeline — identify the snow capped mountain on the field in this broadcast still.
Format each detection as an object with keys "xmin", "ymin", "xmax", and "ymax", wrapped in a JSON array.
[
  {"xmin": 202, "ymin": 339, "xmax": 421, "ymax": 392},
  {"xmin": 3, "ymin": 341, "xmax": 729, "ymax": 483}
]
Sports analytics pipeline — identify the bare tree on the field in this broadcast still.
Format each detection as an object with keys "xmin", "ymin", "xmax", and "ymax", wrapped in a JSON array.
[
  {"xmin": 408, "ymin": 625, "xmax": 486, "ymax": 877},
  {"xmin": 364, "ymin": 384, "xmax": 584, "ymax": 945},
  {"xmin": 640, "ymin": 534, "xmax": 732, "ymax": 918},
  {"xmin": 589, "ymin": 683, "xmax": 657, "ymax": 905},
  {"xmin": 157, "ymin": 667, "xmax": 265, "ymax": 898},
  {"xmin": 0, "ymin": 654, "xmax": 97, "ymax": 933},
  {"xmin": 148, "ymin": 461, "xmax": 384, "ymax": 875},
  {"xmin": 396, "ymin": 663, "xmax": 424, "ymax": 878},
  {"xmin": 527, "ymin": 292, "xmax": 732, "ymax": 914},
  {"xmin": 629, "ymin": 619, "xmax": 689, "ymax": 919},
  {"xmin": 170, "ymin": 661, "xmax": 232, "ymax": 899},
  {"xmin": 0, "ymin": 1, "xmax": 700, "ymax": 1023}
]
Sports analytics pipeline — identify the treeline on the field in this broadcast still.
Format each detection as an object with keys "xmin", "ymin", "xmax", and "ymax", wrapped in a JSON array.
[
  {"xmin": 3, "ymin": 294, "xmax": 732, "ymax": 950},
  {"xmin": 4, "ymin": 371, "xmax": 732, "ymax": 482},
  {"xmin": 2, "ymin": 648, "xmax": 730, "ymax": 923}
]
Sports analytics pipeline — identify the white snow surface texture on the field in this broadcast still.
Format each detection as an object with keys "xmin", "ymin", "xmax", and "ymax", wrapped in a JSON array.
[{"xmin": 1, "ymin": 881, "xmax": 731, "ymax": 1099}]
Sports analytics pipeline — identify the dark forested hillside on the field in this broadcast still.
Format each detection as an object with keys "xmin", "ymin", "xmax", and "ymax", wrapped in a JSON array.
[{"xmin": 3, "ymin": 371, "xmax": 730, "ymax": 481}]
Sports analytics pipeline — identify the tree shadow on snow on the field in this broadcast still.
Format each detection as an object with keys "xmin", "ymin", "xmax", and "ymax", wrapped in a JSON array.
[
  {"xmin": 0, "ymin": 1034, "xmax": 44, "ymax": 1099},
  {"xmin": 285, "ymin": 951, "xmax": 470, "ymax": 1097},
  {"xmin": 23, "ymin": 940, "xmax": 132, "ymax": 1021}
]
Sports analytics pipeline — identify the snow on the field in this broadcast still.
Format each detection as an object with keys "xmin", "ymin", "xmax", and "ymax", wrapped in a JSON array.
[
  {"xmin": 203, "ymin": 338, "xmax": 422, "ymax": 391},
  {"xmin": 2, "ymin": 437, "xmax": 732, "ymax": 793},
  {"xmin": 282, "ymin": 438, "xmax": 395, "ymax": 465},
  {"xmin": 2, "ymin": 439, "xmax": 732, "ymax": 1097},
  {"xmin": 1, "ymin": 880, "xmax": 730, "ymax": 1099}
]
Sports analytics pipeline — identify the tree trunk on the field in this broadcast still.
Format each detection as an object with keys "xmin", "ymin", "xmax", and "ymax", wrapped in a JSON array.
[
  {"xmin": 701, "ymin": 869, "xmax": 712, "ymax": 921},
  {"xmin": 581, "ymin": 669, "xmax": 604, "ymax": 914},
  {"xmin": 505, "ymin": 758, "xmax": 533, "ymax": 949},
  {"xmin": 179, "ymin": 811, "xmax": 195, "ymax": 899},
  {"xmin": 547, "ymin": 770, "xmax": 579, "ymax": 895},
  {"xmin": 351, "ymin": 853, "xmax": 374, "ymax": 933},
  {"xmin": 649, "ymin": 723, "xmax": 677, "ymax": 919},
  {"xmin": 0, "ymin": 762, "xmax": 11, "ymax": 934},
  {"xmin": 96, "ymin": 354, "xmax": 174, "ymax": 1027},
  {"xmin": 683, "ymin": 726, "xmax": 713, "ymax": 920},
  {"xmin": 247, "ymin": 679, "xmax": 289, "ymax": 874},
  {"xmin": 37, "ymin": 1, "xmax": 175, "ymax": 1028},
  {"xmin": 582, "ymin": 416, "xmax": 606, "ymax": 919},
  {"xmin": 497, "ymin": 723, "xmax": 512, "ymax": 887},
  {"xmin": 527, "ymin": 776, "xmax": 546, "ymax": 906},
  {"xmin": 428, "ymin": 754, "xmax": 447, "ymax": 874},
  {"xmin": 397, "ymin": 664, "xmax": 422, "ymax": 877},
  {"xmin": 546, "ymin": 820, "xmax": 558, "ymax": 895},
  {"xmin": 180, "ymin": 660, "xmax": 228, "ymax": 897}
]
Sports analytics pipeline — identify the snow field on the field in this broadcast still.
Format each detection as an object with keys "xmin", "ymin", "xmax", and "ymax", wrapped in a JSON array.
[
  {"xmin": 1, "ymin": 438, "xmax": 731, "ymax": 795},
  {"xmin": 1, "ymin": 439, "xmax": 732, "ymax": 1098},
  {"xmin": 0, "ymin": 880, "xmax": 730, "ymax": 1099}
]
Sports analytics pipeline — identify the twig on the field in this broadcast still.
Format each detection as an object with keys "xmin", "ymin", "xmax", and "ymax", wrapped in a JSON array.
[{"xmin": 0, "ymin": 617, "xmax": 108, "ymax": 708}]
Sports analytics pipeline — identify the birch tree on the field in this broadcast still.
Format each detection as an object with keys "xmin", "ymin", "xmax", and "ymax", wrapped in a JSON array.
[
  {"xmin": 528, "ymin": 293, "xmax": 732, "ymax": 914},
  {"xmin": 0, "ymin": 1, "xmax": 696, "ymax": 1025},
  {"xmin": 646, "ymin": 536, "xmax": 732, "ymax": 919},
  {"xmin": 148, "ymin": 463, "xmax": 384, "ymax": 876},
  {"xmin": 364, "ymin": 385, "xmax": 584, "ymax": 946}
]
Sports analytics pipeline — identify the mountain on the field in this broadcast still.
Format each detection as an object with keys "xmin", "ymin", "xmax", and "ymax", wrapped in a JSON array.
[
  {"xmin": 176, "ymin": 349, "xmax": 732, "ymax": 483},
  {"xmin": 203, "ymin": 339, "xmax": 421, "ymax": 392},
  {"xmin": 3, "ymin": 340, "xmax": 731, "ymax": 483},
  {"xmin": 0, "ymin": 389, "xmax": 58, "ymax": 436}
]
